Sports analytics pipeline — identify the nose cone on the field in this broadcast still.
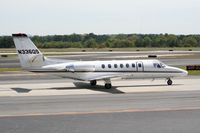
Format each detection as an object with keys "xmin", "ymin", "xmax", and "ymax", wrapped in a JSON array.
[
  {"xmin": 179, "ymin": 68, "xmax": 188, "ymax": 76},
  {"xmin": 168, "ymin": 66, "xmax": 188, "ymax": 77}
]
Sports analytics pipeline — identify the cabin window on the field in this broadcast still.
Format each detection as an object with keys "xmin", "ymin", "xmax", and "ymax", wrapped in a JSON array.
[
  {"xmin": 114, "ymin": 64, "xmax": 118, "ymax": 68},
  {"xmin": 126, "ymin": 64, "xmax": 129, "ymax": 68},
  {"xmin": 120, "ymin": 64, "xmax": 124, "ymax": 68},
  {"xmin": 132, "ymin": 63, "xmax": 135, "ymax": 68},
  {"xmin": 102, "ymin": 64, "xmax": 105, "ymax": 69},
  {"xmin": 138, "ymin": 63, "xmax": 142, "ymax": 67},
  {"xmin": 108, "ymin": 64, "xmax": 112, "ymax": 68}
]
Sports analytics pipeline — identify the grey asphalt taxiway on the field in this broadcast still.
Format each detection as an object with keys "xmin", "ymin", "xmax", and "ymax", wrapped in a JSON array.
[
  {"xmin": 1, "ymin": 75, "xmax": 200, "ymax": 133},
  {"xmin": 1, "ymin": 91, "xmax": 200, "ymax": 133}
]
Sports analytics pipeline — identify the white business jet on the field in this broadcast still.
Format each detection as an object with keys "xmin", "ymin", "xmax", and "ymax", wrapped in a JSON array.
[{"xmin": 12, "ymin": 33, "xmax": 188, "ymax": 89}]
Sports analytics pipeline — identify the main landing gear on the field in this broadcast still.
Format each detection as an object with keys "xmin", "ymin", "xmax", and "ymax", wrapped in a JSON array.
[
  {"xmin": 90, "ymin": 80, "xmax": 97, "ymax": 86},
  {"xmin": 89, "ymin": 79, "xmax": 112, "ymax": 89},
  {"xmin": 167, "ymin": 78, "xmax": 173, "ymax": 85},
  {"xmin": 105, "ymin": 83, "xmax": 112, "ymax": 89}
]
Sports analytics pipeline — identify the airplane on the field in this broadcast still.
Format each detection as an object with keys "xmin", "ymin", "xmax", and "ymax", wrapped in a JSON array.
[{"xmin": 12, "ymin": 33, "xmax": 188, "ymax": 89}]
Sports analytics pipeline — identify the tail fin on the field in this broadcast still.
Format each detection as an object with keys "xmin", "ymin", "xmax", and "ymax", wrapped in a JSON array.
[{"xmin": 12, "ymin": 33, "xmax": 45, "ymax": 70}]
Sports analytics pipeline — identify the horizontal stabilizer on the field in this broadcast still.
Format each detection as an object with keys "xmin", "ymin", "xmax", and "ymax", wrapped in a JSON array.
[{"xmin": 12, "ymin": 33, "xmax": 28, "ymax": 37}]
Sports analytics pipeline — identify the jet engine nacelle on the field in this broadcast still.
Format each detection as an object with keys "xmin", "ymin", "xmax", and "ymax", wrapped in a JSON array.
[{"xmin": 65, "ymin": 64, "xmax": 95, "ymax": 72}]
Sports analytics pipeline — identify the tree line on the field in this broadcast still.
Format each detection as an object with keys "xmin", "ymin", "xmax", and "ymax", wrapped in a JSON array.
[{"xmin": 0, "ymin": 33, "xmax": 200, "ymax": 48}]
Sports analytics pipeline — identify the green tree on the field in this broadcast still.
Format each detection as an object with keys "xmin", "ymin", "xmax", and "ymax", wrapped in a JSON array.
[
  {"xmin": 118, "ymin": 39, "xmax": 134, "ymax": 47},
  {"xmin": 1, "ymin": 34, "xmax": 200, "ymax": 48},
  {"xmin": 115, "ymin": 34, "xmax": 127, "ymax": 40},
  {"xmin": 127, "ymin": 35, "xmax": 140, "ymax": 42},
  {"xmin": 153, "ymin": 36, "xmax": 167, "ymax": 47},
  {"xmin": 0, "ymin": 36, "xmax": 14, "ymax": 48},
  {"xmin": 167, "ymin": 34, "xmax": 179, "ymax": 47},
  {"xmin": 183, "ymin": 36, "xmax": 198, "ymax": 47},
  {"xmin": 84, "ymin": 38, "xmax": 97, "ymax": 48},
  {"xmin": 143, "ymin": 37, "xmax": 152, "ymax": 47}
]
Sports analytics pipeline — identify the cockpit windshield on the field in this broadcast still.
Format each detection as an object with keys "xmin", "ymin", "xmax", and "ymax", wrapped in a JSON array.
[
  {"xmin": 160, "ymin": 62, "xmax": 166, "ymax": 68},
  {"xmin": 153, "ymin": 62, "xmax": 166, "ymax": 69}
]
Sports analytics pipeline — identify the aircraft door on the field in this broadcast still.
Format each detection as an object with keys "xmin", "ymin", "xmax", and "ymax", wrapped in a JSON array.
[{"xmin": 136, "ymin": 62, "xmax": 144, "ymax": 71}]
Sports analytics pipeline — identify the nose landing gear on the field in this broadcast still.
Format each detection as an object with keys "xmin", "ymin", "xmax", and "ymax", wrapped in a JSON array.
[
  {"xmin": 167, "ymin": 79, "xmax": 173, "ymax": 85},
  {"xmin": 104, "ymin": 78, "xmax": 112, "ymax": 89}
]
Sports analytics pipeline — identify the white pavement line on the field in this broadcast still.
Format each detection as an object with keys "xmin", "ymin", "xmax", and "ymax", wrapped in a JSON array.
[
  {"xmin": 100, "ymin": 54, "xmax": 190, "ymax": 59},
  {"xmin": 0, "ymin": 73, "xmax": 45, "ymax": 77}
]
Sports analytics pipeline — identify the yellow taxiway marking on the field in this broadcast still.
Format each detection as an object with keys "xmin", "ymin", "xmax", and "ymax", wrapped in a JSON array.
[{"xmin": 0, "ymin": 106, "xmax": 200, "ymax": 118}]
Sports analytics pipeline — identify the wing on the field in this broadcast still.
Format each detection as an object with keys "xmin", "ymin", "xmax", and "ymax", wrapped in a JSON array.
[{"xmin": 83, "ymin": 72, "xmax": 131, "ymax": 81}]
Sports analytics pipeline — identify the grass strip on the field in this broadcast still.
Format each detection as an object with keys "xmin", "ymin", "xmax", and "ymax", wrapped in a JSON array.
[
  {"xmin": 1, "ymin": 47, "xmax": 200, "ymax": 53},
  {"xmin": 0, "ymin": 68, "xmax": 22, "ymax": 72}
]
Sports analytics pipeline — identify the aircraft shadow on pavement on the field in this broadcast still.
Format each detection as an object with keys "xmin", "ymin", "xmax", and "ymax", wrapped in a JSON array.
[
  {"xmin": 73, "ymin": 82, "xmax": 124, "ymax": 94},
  {"xmin": 10, "ymin": 84, "xmax": 124, "ymax": 94},
  {"xmin": 48, "ymin": 82, "xmax": 124, "ymax": 94},
  {"xmin": 10, "ymin": 83, "xmax": 183, "ymax": 94},
  {"xmin": 11, "ymin": 88, "xmax": 32, "ymax": 93}
]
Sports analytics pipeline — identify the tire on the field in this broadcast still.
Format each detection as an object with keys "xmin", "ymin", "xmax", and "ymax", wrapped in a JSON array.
[
  {"xmin": 167, "ymin": 79, "xmax": 172, "ymax": 85},
  {"xmin": 105, "ymin": 83, "xmax": 112, "ymax": 89},
  {"xmin": 90, "ymin": 80, "xmax": 97, "ymax": 86}
]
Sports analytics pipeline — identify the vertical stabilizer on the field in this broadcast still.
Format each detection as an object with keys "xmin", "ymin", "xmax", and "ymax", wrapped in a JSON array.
[{"xmin": 12, "ymin": 33, "xmax": 45, "ymax": 70}]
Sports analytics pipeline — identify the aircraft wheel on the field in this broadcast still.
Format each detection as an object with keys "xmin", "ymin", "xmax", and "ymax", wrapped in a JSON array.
[
  {"xmin": 105, "ymin": 83, "xmax": 112, "ymax": 89},
  {"xmin": 90, "ymin": 80, "xmax": 97, "ymax": 86},
  {"xmin": 167, "ymin": 79, "xmax": 173, "ymax": 85}
]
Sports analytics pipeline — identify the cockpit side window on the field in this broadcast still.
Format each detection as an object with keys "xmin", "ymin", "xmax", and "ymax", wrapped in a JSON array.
[
  {"xmin": 153, "ymin": 63, "xmax": 162, "ymax": 68},
  {"xmin": 157, "ymin": 64, "xmax": 161, "ymax": 68}
]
